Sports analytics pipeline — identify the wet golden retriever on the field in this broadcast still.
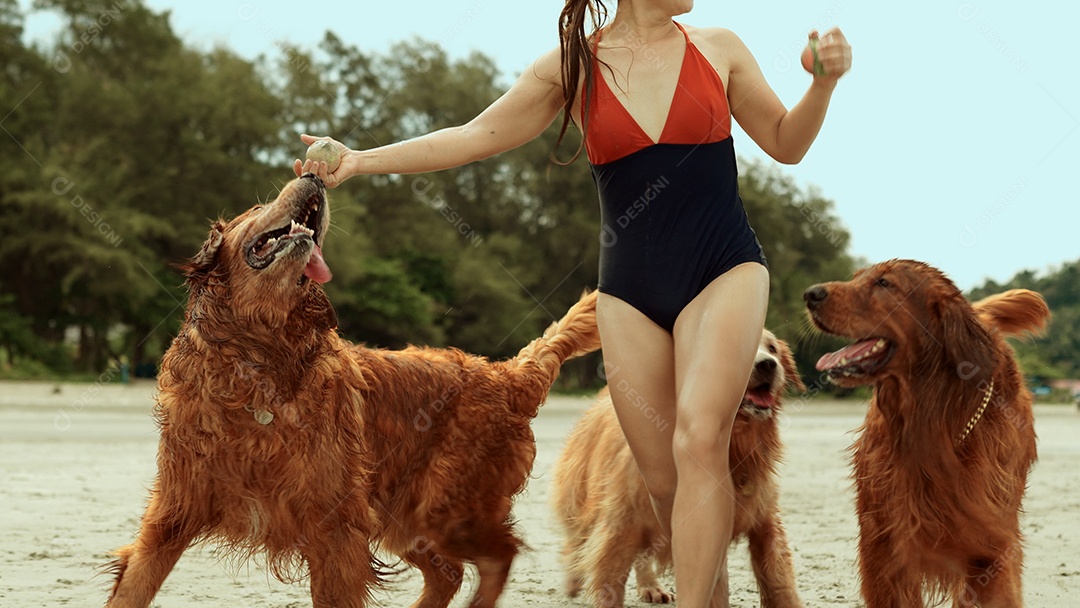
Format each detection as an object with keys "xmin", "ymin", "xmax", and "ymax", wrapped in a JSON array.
[
  {"xmin": 104, "ymin": 173, "xmax": 601, "ymax": 608},
  {"xmin": 804, "ymin": 259, "xmax": 1050, "ymax": 607},
  {"xmin": 550, "ymin": 329, "xmax": 806, "ymax": 608}
]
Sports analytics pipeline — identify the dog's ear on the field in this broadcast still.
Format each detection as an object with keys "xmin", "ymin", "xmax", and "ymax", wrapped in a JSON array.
[
  {"xmin": 778, "ymin": 339, "xmax": 807, "ymax": 393},
  {"xmin": 934, "ymin": 296, "xmax": 998, "ymax": 384},
  {"xmin": 181, "ymin": 221, "xmax": 226, "ymax": 286},
  {"xmin": 972, "ymin": 289, "xmax": 1051, "ymax": 338}
]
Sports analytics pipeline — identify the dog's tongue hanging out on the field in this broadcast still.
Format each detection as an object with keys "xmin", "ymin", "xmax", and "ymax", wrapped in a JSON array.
[
  {"xmin": 305, "ymin": 245, "xmax": 332, "ymax": 283},
  {"xmin": 815, "ymin": 338, "xmax": 884, "ymax": 372},
  {"xmin": 288, "ymin": 222, "xmax": 332, "ymax": 283}
]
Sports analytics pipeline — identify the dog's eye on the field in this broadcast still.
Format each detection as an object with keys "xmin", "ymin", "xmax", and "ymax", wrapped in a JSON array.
[
  {"xmin": 876, "ymin": 277, "xmax": 891, "ymax": 288},
  {"xmin": 767, "ymin": 344, "xmax": 778, "ymax": 354}
]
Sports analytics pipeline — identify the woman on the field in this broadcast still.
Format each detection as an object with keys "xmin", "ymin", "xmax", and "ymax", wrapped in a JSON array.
[{"xmin": 295, "ymin": 1, "xmax": 851, "ymax": 605}]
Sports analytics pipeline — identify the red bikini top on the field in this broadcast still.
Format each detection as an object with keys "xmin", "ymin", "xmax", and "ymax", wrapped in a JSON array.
[{"xmin": 581, "ymin": 22, "xmax": 732, "ymax": 166}]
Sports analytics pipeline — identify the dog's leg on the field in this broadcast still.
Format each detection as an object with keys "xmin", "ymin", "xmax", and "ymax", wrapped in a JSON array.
[
  {"xmin": 561, "ymin": 538, "xmax": 586, "ymax": 598},
  {"xmin": 442, "ymin": 512, "xmax": 520, "ymax": 608},
  {"xmin": 958, "ymin": 548, "xmax": 1024, "ymax": 608},
  {"xmin": 306, "ymin": 536, "xmax": 379, "ymax": 608},
  {"xmin": 857, "ymin": 522, "xmax": 925, "ymax": 608},
  {"xmin": 105, "ymin": 492, "xmax": 205, "ymax": 608},
  {"xmin": 455, "ymin": 521, "xmax": 520, "ymax": 608},
  {"xmin": 583, "ymin": 520, "xmax": 641, "ymax": 608},
  {"xmin": 566, "ymin": 575, "xmax": 585, "ymax": 598},
  {"xmin": 467, "ymin": 550, "xmax": 516, "ymax": 608},
  {"xmin": 633, "ymin": 557, "xmax": 674, "ymax": 604},
  {"xmin": 404, "ymin": 549, "xmax": 464, "ymax": 608},
  {"xmin": 746, "ymin": 516, "xmax": 803, "ymax": 608}
]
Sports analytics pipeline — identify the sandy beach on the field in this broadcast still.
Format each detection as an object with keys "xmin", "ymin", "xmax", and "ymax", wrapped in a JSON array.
[{"xmin": 1, "ymin": 380, "xmax": 1077, "ymax": 606}]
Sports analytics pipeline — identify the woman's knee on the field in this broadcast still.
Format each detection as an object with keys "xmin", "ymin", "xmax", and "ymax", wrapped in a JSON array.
[
  {"xmin": 672, "ymin": 412, "xmax": 735, "ymax": 469},
  {"xmin": 639, "ymin": 467, "xmax": 677, "ymax": 509}
]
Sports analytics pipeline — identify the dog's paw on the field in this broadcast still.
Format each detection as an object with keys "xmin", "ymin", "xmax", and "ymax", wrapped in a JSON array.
[
  {"xmin": 637, "ymin": 585, "xmax": 675, "ymax": 604},
  {"xmin": 565, "ymin": 575, "xmax": 583, "ymax": 597}
]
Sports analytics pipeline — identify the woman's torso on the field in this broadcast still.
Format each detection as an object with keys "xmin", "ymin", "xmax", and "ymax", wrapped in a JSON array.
[{"xmin": 571, "ymin": 21, "xmax": 766, "ymax": 332}]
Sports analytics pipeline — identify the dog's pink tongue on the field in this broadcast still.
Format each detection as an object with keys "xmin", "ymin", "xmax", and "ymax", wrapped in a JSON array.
[
  {"xmin": 815, "ymin": 338, "xmax": 878, "ymax": 371},
  {"xmin": 304, "ymin": 244, "xmax": 332, "ymax": 284},
  {"xmin": 745, "ymin": 389, "xmax": 776, "ymax": 408}
]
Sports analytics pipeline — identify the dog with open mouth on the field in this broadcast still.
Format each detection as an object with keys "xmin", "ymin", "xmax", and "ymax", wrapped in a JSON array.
[
  {"xmin": 550, "ymin": 329, "xmax": 806, "ymax": 608},
  {"xmin": 804, "ymin": 259, "xmax": 1050, "ymax": 607},
  {"xmin": 103, "ymin": 173, "xmax": 602, "ymax": 608}
]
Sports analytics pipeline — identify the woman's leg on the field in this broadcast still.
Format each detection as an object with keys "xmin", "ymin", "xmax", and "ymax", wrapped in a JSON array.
[
  {"xmin": 671, "ymin": 262, "xmax": 770, "ymax": 608},
  {"xmin": 596, "ymin": 294, "xmax": 678, "ymax": 539}
]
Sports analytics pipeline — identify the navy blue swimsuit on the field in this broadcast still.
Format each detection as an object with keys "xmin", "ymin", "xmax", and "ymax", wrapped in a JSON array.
[{"xmin": 583, "ymin": 24, "xmax": 767, "ymax": 333}]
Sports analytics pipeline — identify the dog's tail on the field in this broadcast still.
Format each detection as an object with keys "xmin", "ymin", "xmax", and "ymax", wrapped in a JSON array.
[
  {"xmin": 508, "ymin": 289, "xmax": 601, "ymax": 414},
  {"xmin": 972, "ymin": 289, "xmax": 1051, "ymax": 338}
]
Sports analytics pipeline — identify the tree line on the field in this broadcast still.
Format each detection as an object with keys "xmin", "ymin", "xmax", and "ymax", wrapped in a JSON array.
[{"xmin": 2, "ymin": 0, "xmax": 1073, "ymax": 389}]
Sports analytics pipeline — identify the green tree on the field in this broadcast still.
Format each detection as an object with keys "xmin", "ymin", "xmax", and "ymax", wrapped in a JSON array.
[
  {"xmin": 0, "ymin": 4, "xmax": 860, "ymax": 389},
  {"xmin": 2, "ymin": 0, "xmax": 285, "ymax": 374}
]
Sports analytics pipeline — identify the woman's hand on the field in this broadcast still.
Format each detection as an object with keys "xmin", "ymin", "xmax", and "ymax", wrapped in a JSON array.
[
  {"xmin": 292, "ymin": 134, "xmax": 354, "ymax": 188},
  {"xmin": 805, "ymin": 28, "xmax": 852, "ymax": 84}
]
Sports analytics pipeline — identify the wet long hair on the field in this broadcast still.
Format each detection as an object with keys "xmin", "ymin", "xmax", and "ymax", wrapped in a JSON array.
[{"xmin": 553, "ymin": 0, "xmax": 611, "ymax": 164}]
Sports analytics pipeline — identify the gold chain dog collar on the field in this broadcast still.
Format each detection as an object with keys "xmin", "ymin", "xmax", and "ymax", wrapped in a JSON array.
[{"xmin": 956, "ymin": 380, "xmax": 994, "ymax": 446}]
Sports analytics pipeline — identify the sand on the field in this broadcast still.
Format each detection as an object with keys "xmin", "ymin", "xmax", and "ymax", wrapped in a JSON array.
[{"xmin": 1, "ymin": 380, "xmax": 1077, "ymax": 606}]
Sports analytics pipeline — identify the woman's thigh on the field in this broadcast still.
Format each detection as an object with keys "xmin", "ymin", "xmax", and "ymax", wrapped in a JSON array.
[
  {"xmin": 596, "ymin": 293, "xmax": 678, "ymax": 492},
  {"xmin": 672, "ymin": 263, "xmax": 770, "ymax": 438}
]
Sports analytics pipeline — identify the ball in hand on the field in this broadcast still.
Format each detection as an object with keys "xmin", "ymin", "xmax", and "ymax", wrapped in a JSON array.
[
  {"xmin": 305, "ymin": 140, "xmax": 341, "ymax": 173},
  {"xmin": 800, "ymin": 36, "xmax": 826, "ymax": 76}
]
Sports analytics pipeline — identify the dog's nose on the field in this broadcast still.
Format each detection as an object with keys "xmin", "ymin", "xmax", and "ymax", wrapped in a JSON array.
[
  {"xmin": 755, "ymin": 358, "xmax": 777, "ymax": 373},
  {"xmin": 300, "ymin": 172, "xmax": 325, "ymax": 188},
  {"xmin": 803, "ymin": 284, "xmax": 828, "ymax": 309}
]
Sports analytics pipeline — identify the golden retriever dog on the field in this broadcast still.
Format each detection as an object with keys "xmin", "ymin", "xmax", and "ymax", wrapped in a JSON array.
[
  {"xmin": 104, "ymin": 173, "xmax": 601, "ymax": 608},
  {"xmin": 550, "ymin": 329, "xmax": 806, "ymax": 608},
  {"xmin": 804, "ymin": 259, "xmax": 1050, "ymax": 607}
]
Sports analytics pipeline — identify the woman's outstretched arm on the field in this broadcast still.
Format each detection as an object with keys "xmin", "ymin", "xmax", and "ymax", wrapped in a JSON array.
[{"xmin": 293, "ymin": 47, "xmax": 566, "ymax": 187}]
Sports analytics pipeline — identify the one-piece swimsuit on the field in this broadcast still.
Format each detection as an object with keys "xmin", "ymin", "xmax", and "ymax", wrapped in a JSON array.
[{"xmin": 582, "ymin": 22, "xmax": 768, "ymax": 333}]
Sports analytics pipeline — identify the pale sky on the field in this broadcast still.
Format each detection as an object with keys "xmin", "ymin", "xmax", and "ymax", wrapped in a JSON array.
[{"xmin": 20, "ymin": 1, "xmax": 1080, "ymax": 290}]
